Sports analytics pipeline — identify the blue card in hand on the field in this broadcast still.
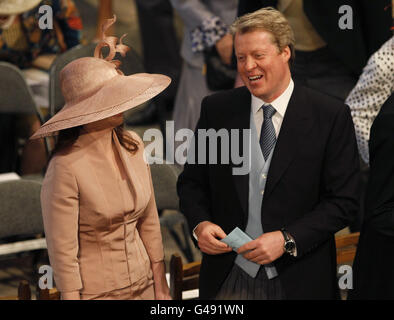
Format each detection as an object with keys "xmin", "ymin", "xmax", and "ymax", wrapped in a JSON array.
[{"xmin": 220, "ymin": 227, "xmax": 253, "ymax": 252}]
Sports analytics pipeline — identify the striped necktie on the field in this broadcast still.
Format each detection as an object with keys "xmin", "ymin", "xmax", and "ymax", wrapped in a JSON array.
[{"xmin": 259, "ymin": 104, "xmax": 277, "ymax": 161}]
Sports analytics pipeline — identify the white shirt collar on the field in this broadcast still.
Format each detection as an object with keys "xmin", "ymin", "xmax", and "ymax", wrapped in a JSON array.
[{"xmin": 251, "ymin": 79, "xmax": 294, "ymax": 118}]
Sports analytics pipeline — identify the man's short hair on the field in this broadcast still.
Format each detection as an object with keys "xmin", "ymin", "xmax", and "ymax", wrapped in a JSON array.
[{"xmin": 230, "ymin": 7, "xmax": 296, "ymax": 67}]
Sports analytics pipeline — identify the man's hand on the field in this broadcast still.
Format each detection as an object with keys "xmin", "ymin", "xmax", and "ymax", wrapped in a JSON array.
[
  {"xmin": 194, "ymin": 221, "xmax": 232, "ymax": 255},
  {"xmin": 237, "ymin": 231, "xmax": 285, "ymax": 265},
  {"xmin": 215, "ymin": 33, "xmax": 233, "ymax": 65}
]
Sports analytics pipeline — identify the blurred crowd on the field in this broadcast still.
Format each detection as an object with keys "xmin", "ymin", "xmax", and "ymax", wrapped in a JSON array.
[{"xmin": 1, "ymin": 0, "xmax": 392, "ymax": 174}]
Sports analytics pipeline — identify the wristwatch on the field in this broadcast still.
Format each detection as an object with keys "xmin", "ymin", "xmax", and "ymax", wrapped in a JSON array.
[{"xmin": 280, "ymin": 228, "xmax": 296, "ymax": 256}]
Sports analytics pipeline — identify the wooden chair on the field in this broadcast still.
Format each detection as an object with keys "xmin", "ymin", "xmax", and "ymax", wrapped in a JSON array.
[
  {"xmin": 169, "ymin": 253, "xmax": 201, "ymax": 300},
  {"xmin": 0, "ymin": 280, "xmax": 31, "ymax": 300},
  {"xmin": 0, "ymin": 62, "xmax": 51, "ymax": 164},
  {"xmin": 0, "ymin": 179, "xmax": 47, "ymax": 270},
  {"xmin": 36, "ymin": 286, "xmax": 61, "ymax": 300},
  {"xmin": 0, "ymin": 280, "xmax": 62, "ymax": 300},
  {"xmin": 335, "ymin": 232, "xmax": 360, "ymax": 264}
]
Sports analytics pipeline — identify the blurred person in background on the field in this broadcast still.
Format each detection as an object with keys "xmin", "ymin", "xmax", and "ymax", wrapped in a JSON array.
[
  {"xmin": 0, "ymin": 0, "xmax": 82, "ymax": 175},
  {"xmin": 170, "ymin": 0, "xmax": 238, "ymax": 136},
  {"xmin": 132, "ymin": 0, "xmax": 181, "ymax": 128},
  {"xmin": 346, "ymin": 36, "xmax": 394, "ymax": 300},
  {"xmin": 0, "ymin": 0, "xmax": 81, "ymax": 69},
  {"xmin": 349, "ymin": 93, "xmax": 394, "ymax": 300},
  {"xmin": 346, "ymin": 36, "xmax": 394, "ymax": 166}
]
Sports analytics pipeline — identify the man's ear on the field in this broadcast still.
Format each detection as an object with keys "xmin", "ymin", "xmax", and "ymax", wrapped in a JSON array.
[{"xmin": 281, "ymin": 46, "xmax": 291, "ymax": 63}]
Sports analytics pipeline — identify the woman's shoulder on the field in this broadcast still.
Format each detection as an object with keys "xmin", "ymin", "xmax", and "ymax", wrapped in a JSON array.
[
  {"xmin": 43, "ymin": 152, "xmax": 78, "ymax": 188},
  {"xmin": 47, "ymin": 145, "xmax": 83, "ymax": 172}
]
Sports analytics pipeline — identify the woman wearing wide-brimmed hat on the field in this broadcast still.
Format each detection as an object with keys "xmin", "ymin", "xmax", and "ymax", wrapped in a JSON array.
[{"xmin": 31, "ymin": 16, "xmax": 171, "ymax": 300}]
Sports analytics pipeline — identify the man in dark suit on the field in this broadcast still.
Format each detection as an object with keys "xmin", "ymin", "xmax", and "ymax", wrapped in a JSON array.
[
  {"xmin": 236, "ymin": 0, "xmax": 391, "ymax": 234},
  {"xmin": 177, "ymin": 8, "xmax": 360, "ymax": 299}
]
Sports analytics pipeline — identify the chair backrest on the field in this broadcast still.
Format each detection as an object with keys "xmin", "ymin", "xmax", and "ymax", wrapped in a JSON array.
[
  {"xmin": 0, "ymin": 280, "xmax": 31, "ymax": 300},
  {"xmin": 170, "ymin": 253, "xmax": 201, "ymax": 300},
  {"xmin": 0, "ymin": 62, "xmax": 44, "ymax": 123},
  {"xmin": 335, "ymin": 232, "xmax": 360, "ymax": 265},
  {"xmin": 0, "ymin": 62, "xmax": 50, "ymax": 162},
  {"xmin": 48, "ymin": 41, "xmax": 144, "ymax": 118},
  {"xmin": 0, "ymin": 280, "xmax": 61, "ymax": 300},
  {"xmin": 18, "ymin": 280, "xmax": 32, "ymax": 300},
  {"xmin": 37, "ymin": 287, "xmax": 61, "ymax": 300},
  {"xmin": 150, "ymin": 162, "xmax": 180, "ymax": 211},
  {"xmin": 0, "ymin": 179, "xmax": 43, "ymax": 240}
]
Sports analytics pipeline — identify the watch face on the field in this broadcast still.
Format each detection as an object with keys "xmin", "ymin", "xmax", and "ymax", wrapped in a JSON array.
[{"xmin": 285, "ymin": 241, "xmax": 295, "ymax": 252}]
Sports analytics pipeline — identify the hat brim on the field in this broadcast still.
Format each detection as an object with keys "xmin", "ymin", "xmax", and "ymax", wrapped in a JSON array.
[
  {"xmin": 0, "ymin": 0, "xmax": 42, "ymax": 15},
  {"xmin": 30, "ymin": 73, "xmax": 171, "ymax": 139}
]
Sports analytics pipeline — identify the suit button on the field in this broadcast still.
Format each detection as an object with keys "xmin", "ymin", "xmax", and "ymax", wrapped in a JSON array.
[
  {"xmin": 261, "ymin": 190, "xmax": 265, "ymax": 195},
  {"xmin": 262, "ymin": 174, "xmax": 267, "ymax": 179}
]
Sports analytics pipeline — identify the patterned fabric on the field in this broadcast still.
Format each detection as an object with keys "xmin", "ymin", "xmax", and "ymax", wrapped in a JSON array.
[
  {"xmin": 260, "ymin": 104, "xmax": 277, "ymax": 161},
  {"xmin": 0, "ymin": 0, "xmax": 82, "ymax": 68},
  {"xmin": 190, "ymin": 15, "xmax": 228, "ymax": 53},
  {"xmin": 345, "ymin": 36, "xmax": 394, "ymax": 164}
]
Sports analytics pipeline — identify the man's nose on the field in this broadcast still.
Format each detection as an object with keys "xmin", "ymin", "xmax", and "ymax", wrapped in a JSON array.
[{"xmin": 245, "ymin": 57, "xmax": 257, "ymax": 71}]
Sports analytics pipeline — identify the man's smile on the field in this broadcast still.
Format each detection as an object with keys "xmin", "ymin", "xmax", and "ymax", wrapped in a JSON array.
[{"xmin": 248, "ymin": 75, "xmax": 263, "ymax": 81}]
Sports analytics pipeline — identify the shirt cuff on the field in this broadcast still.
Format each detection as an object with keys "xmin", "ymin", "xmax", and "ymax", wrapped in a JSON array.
[
  {"xmin": 192, "ymin": 223, "xmax": 200, "ymax": 241},
  {"xmin": 190, "ymin": 15, "xmax": 228, "ymax": 53}
]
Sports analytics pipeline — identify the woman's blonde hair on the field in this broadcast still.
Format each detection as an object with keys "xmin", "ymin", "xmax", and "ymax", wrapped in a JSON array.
[{"xmin": 230, "ymin": 7, "xmax": 295, "ymax": 66}]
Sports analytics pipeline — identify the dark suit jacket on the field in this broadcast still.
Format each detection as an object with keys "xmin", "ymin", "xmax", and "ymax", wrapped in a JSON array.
[
  {"xmin": 349, "ymin": 93, "xmax": 394, "ymax": 299},
  {"xmin": 177, "ymin": 84, "xmax": 360, "ymax": 299},
  {"xmin": 364, "ymin": 93, "xmax": 394, "ymax": 227},
  {"xmin": 238, "ymin": 0, "xmax": 393, "ymax": 76}
]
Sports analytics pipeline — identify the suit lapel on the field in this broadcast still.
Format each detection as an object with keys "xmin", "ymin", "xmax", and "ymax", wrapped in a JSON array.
[{"xmin": 264, "ymin": 84, "xmax": 311, "ymax": 200}]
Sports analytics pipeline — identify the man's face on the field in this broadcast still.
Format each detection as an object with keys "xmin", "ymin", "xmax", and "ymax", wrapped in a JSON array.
[{"xmin": 234, "ymin": 29, "xmax": 291, "ymax": 102}]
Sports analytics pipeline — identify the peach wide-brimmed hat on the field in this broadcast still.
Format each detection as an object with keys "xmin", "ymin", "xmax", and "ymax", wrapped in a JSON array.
[{"xmin": 31, "ymin": 15, "xmax": 171, "ymax": 140}]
